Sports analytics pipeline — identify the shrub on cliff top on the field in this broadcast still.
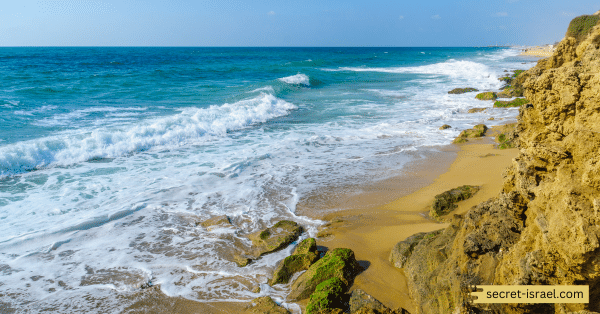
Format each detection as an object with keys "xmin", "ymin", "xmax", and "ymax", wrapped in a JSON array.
[{"xmin": 567, "ymin": 15, "xmax": 600, "ymax": 42}]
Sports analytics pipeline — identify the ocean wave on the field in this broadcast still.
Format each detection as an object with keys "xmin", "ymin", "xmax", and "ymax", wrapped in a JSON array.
[
  {"xmin": 0, "ymin": 94, "xmax": 296, "ymax": 177},
  {"xmin": 278, "ymin": 73, "xmax": 310, "ymax": 86},
  {"xmin": 330, "ymin": 60, "xmax": 501, "ymax": 88}
]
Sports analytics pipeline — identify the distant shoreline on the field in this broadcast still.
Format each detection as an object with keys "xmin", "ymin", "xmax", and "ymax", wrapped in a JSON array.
[{"xmin": 519, "ymin": 45, "xmax": 555, "ymax": 57}]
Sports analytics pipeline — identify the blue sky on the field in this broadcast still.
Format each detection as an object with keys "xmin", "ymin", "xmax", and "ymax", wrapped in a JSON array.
[{"xmin": 0, "ymin": 0, "xmax": 597, "ymax": 46}]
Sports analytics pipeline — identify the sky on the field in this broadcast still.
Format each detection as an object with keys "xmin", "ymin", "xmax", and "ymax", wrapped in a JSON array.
[{"xmin": 0, "ymin": 0, "xmax": 598, "ymax": 47}]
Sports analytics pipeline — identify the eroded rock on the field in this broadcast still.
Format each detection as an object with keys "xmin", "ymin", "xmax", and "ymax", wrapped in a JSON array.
[
  {"xmin": 430, "ymin": 185, "xmax": 480, "ymax": 220},
  {"xmin": 270, "ymin": 238, "xmax": 319, "ymax": 285},
  {"xmin": 245, "ymin": 296, "xmax": 290, "ymax": 314}
]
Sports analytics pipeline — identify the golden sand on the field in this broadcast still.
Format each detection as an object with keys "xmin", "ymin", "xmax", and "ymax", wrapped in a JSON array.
[{"xmin": 312, "ymin": 131, "xmax": 518, "ymax": 313}]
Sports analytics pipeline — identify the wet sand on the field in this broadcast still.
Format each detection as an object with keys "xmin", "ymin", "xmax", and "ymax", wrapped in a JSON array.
[{"xmin": 310, "ymin": 129, "xmax": 518, "ymax": 313}]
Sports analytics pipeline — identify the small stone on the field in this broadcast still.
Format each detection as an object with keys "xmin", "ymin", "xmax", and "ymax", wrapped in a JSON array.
[
  {"xmin": 467, "ymin": 108, "xmax": 486, "ymax": 114},
  {"xmin": 439, "ymin": 124, "xmax": 451, "ymax": 130}
]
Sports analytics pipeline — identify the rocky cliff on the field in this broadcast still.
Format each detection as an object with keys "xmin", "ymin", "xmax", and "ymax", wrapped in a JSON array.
[{"xmin": 398, "ymin": 13, "xmax": 600, "ymax": 314}]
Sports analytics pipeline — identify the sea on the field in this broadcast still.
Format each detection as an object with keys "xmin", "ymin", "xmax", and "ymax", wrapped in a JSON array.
[{"xmin": 0, "ymin": 47, "xmax": 535, "ymax": 312}]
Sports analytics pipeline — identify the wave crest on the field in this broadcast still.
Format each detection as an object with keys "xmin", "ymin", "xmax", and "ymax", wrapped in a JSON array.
[
  {"xmin": 0, "ymin": 94, "xmax": 296, "ymax": 177},
  {"xmin": 278, "ymin": 73, "xmax": 310, "ymax": 86}
]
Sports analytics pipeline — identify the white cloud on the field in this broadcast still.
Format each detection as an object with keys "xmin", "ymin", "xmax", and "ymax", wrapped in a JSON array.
[
  {"xmin": 399, "ymin": 15, "xmax": 404, "ymax": 20},
  {"xmin": 496, "ymin": 12, "xmax": 508, "ymax": 17},
  {"xmin": 267, "ymin": 11, "xmax": 275, "ymax": 15},
  {"xmin": 561, "ymin": 11, "xmax": 576, "ymax": 17},
  {"xmin": 431, "ymin": 14, "xmax": 440, "ymax": 20}
]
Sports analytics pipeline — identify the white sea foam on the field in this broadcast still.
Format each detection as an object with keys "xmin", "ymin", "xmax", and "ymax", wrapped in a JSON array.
[
  {"xmin": 278, "ymin": 73, "xmax": 310, "ymax": 86},
  {"xmin": 0, "ymin": 94, "xmax": 296, "ymax": 177}
]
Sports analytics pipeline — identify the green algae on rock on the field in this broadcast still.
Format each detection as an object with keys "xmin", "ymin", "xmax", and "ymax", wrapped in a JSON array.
[
  {"xmin": 287, "ymin": 248, "xmax": 361, "ymax": 301},
  {"xmin": 447, "ymin": 87, "xmax": 478, "ymax": 94},
  {"xmin": 245, "ymin": 296, "xmax": 290, "ymax": 314},
  {"xmin": 305, "ymin": 277, "xmax": 347, "ymax": 314},
  {"xmin": 429, "ymin": 185, "xmax": 480, "ymax": 220},
  {"xmin": 475, "ymin": 92, "xmax": 497, "ymax": 100},
  {"xmin": 269, "ymin": 238, "xmax": 319, "ymax": 285},
  {"xmin": 452, "ymin": 124, "xmax": 487, "ymax": 144},
  {"xmin": 494, "ymin": 123, "xmax": 517, "ymax": 149},
  {"xmin": 493, "ymin": 98, "xmax": 529, "ymax": 108}
]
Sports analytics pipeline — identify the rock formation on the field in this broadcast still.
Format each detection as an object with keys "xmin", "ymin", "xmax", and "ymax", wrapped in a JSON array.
[{"xmin": 394, "ymin": 13, "xmax": 600, "ymax": 314}]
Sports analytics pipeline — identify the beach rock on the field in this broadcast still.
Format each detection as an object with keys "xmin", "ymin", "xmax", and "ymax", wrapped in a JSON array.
[
  {"xmin": 305, "ymin": 277, "xmax": 347, "ymax": 314},
  {"xmin": 349, "ymin": 289, "xmax": 410, "ymax": 314},
  {"xmin": 233, "ymin": 255, "xmax": 252, "ymax": 267},
  {"xmin": 475, "ymin": 92, "xmax": 497, "ymax": 100},
  {"xmin": 497, "ymin": 86, "xmax": 523, "ymax": 98},
  {"xmin": 438, "ymin": 124, "xmax": 451, "ymax": 130},
  {"xmin": 248, "ymin": 220, "xmax": 303, "ymax": 258},
  {"xmin": 447, "ymin": 87, "xmax": 478, "ymax": 94},
  {"xmin": 293, "ymin": 237, "xmax": 317, "ymax": 255},
  {"xmin": 400, "ymin": 13, "xmax": 600, "ymax": 313},
  {"xmin": 452, "ymin": 124, "xmax": 487, "ymax": 143},
  {"xmin": 429, "ymin": 185, "xmax": 480, "ymax": 220},
  {"xmin": 493, "ymin": 98, "xmax": 529, "ymax": 108},
  {"xmin": 495, "ymin": 123, "xmax": 517, "ymax": 149},
  {"xmin": 389, "ymin": 232, "xmax": 428, "ymax": 269},
  {"xmin": 287, "ymin": 248, "xmax": 361, "ymax": 301},
  {"xmin": 245, "ymin": 296, "xmax": 290, "ymax": 314},
  {"xmin": 467, "ymin": 107, "xmax": 485, "ymax": 113},
  {"xmin": 269, "ymin": 238, "xmax": 319, "ymax": 285},
  {"xmin": 198, "ymin": 215, "xmax": 232, "ymax": 230}
]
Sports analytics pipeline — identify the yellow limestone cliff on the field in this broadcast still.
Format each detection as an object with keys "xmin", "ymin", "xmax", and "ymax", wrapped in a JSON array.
[{"xmin": 396, "ymin": 13, "xmax": 600, "ymax": 314}]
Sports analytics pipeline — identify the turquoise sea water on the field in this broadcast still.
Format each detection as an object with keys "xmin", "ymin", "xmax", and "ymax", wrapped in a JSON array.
[{"xmin": 0, "ymin": 47, "xmax": 533, "ymax": 312}]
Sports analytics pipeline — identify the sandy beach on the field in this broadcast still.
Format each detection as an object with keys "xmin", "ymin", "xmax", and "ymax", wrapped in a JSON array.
[
  {"xmin": 519, "ymin": 45, "xmax": 555, "ymax": 57},
  {"xmin": 297, "ymin": 125, "xmax": 519, "ymax": 313}
]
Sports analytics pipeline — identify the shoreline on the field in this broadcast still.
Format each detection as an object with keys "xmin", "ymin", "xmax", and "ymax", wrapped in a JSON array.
[{"xmin": 310, "ymin": 129, "xmax": 518, "ymax": 313}]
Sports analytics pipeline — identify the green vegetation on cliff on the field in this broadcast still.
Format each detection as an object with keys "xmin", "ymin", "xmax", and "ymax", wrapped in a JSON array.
[
  {"xmin": 567, "ymin": 14, "xmax": 600, "ymax": 42},
  {"xmin": 493, "ymin": 98, "xmax": 529, "ymax": 108}
]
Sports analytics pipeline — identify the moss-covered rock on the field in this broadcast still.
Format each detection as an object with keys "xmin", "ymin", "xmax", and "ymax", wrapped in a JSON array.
[
  {"xmin": 448, "ymin": 87, "xmax": 478, "ymax": 94},
  {"xmin": 493, "ymin": 98, "xmax": 530, "ymax": 108},
  {"xmin": 494, "ymin": 123, "xmax": 517, "ymax": 149},
  {"xmin": 269, "ymin": 238, "xmax": 319, "ymax": 285},
  {"xmin": 438, "ymin": 124, "xmax": 451, "ymax": 130},
  {"xmin": 452, "ymin": 124, "xmax": 487, "ymax": 144},
  {"xmin": 248, "ymin": 220, "xmax": 303, "ymax": 258},
  {"xmin": 497, "ymin": 86, "xmax": 523, "ymax": 98},
  {"xmin": 245, "ymin": 296, "xmax": 290, "ymax": 314},
  {"xmin": 287, "ymin": 248, "xmax": 361, "ymax": 301},
  {"xmin": 234, "ymin": 255, "xmax": 252, "ymax": 267},
  {"xmin": 475, "ymin": 92, "xmax": 497, "ymax": 100},
  {"xmin": 430, "ymin": 185, "xmax": 480, "ymax": 219},
  {"xmin": 305, "ymin": 278, "xmax": 347, "ymax": 314},
  {"xmin": 294, "ymin": 237, "xmax": 317, "ymax": 255}
]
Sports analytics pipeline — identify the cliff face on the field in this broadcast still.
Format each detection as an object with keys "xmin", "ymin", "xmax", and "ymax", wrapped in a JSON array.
[{"xmin": 401, "ymin": 15, "xmax": 600, "ymax": 314}]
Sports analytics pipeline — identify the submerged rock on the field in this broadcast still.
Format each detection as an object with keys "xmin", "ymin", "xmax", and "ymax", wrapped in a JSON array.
[
  {"xmin": 439, "ymin": 124, "xmax": 451, "ymax": 130},
  {"xmin": 448, "ymin": 87, "xmax": 478, "ymax": 94},
  {"xmin": 198, "ymin": 215, "xmax": 232, "ymax": 230},
  {"xmin": 467, "ymin": 107, "xmax": 485, "ymax": 113},
  {"xmin": 245, "ymin": 296, "xmax": 290, "ymax": 314},
  {"xmin": 270, "ymin": 238, "xmax": 319, "ymax": 285},
  {"xmin": 287, "ymin": 248, "xmax": 361, "ymax": 301},
  {"xmin": 475, "ymin": 92, "xmax": 497, "ymax": 100},
  {"xmin": 430, "ymin": 185, "xmax": 480, "ymax": 220}
]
